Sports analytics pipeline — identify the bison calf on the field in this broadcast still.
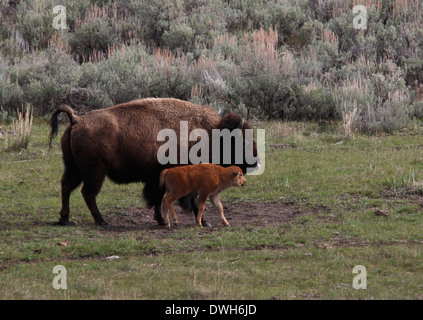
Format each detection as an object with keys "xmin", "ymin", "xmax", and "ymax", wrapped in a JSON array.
[{"xmin": 159, "ymin": 164, "xmax": 247, "ymax": 228}]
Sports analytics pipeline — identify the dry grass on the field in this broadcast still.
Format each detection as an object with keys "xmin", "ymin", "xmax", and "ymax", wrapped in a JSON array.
[
  {"xmin": 4, "ymin": 104, "xmax": 33, "ymax": 151},
  {"xmin": 341, "ymin": 105, "xmax": 359, "ymax": 137},
  {"xmin": 321, "ymin": 28, "xmax": 338, "ymax": 44}
]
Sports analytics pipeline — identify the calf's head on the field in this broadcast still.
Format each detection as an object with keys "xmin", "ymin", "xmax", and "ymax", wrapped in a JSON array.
[{"xmin": 229, "ymin": 166, "xmax": 247, "ymax": 187}]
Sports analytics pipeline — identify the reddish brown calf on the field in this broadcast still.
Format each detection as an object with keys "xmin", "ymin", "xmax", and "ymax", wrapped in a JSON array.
[{"xmin": 159, "ymin": 164, "xmax": 247, "ymax": 228}]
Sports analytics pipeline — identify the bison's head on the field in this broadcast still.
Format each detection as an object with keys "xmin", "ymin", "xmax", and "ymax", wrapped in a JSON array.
[
  {"xmin": 157, "ymin": 110, "xmax": 261, "ymax": 174},
  {"xmin": 215, "ymin": 112, "xmax": 260, "ymax": 174}
]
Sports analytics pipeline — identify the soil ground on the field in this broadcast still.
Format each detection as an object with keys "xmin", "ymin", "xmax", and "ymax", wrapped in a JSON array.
[{"xmin": 101, "ymin": 201, "xmax": 310, "ymax": 236}]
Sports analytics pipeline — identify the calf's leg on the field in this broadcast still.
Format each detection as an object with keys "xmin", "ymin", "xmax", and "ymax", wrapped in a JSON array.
[
  {"xmin": 162, "ymin": 191, "xmax": 181, "ymax": 228},
  {"xmin": 210, "ymin": 194, "xmax": 230, "ymax": 226},
  {"xmin": 195, "ymin": 194, "xmax": 209, "ymax": 227},
  {"xmin": 167, "ymin": 199, "xmax": 179, "ymax": 226},
  {"xmin": 161, "ymin": 197, "xmax": 170, "ymax": 228}
]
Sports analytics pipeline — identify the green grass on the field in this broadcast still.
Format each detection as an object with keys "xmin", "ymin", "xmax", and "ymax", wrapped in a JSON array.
[
  {"xmin": 1, "ymin": 119, "xmax": 423, "ymax": 299},
  {"xmin": 2, "ymin": 247, "xmax": 423, "ymax": 299}
]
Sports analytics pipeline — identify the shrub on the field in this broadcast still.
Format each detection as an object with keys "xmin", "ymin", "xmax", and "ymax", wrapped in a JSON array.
[
  {"xmin": 162, "ymin": 23, "xmax": 195, "ymax": 53},
  {"xmin": 267, "ymin": 2, "xmax": 308, "ymax": 45},
  {"xmin": 332, "ymin": 59, "xmax": 411, "ymax": 133},
  {"xmin": 80, "ymin": 44, "xmax": 152, "ymax": 106},
  {"xmin": 15, "ymin": 2, "xmax": 55, "ymax": 50},
  {"xmin": 294, "ymin": 82, "xmax": 335, "ymax": 120},
  {"xmin": 202, "ymin": 27, "xmax": 300, "ymax": 118},
  {"xmin": 0, "ymin": 56, "xmax": 24, "ymax": 115},
  {"xmin": 69, "ymin": 18, "xmax": 119, "ymax": 62},
  {"xmin": 0, "ymin": 0, "xmax": 422, "ymax": 134},
  {"xmin": 129, "ymin": 0, "xmax": 178, "ymax": 47},
  {"xmin": 404, "ymin": 58, "xmax": 423, "ymax": 85},
  {"xmin": 5, "ymin": 49, "xmax": 81, "ymax": 114}
]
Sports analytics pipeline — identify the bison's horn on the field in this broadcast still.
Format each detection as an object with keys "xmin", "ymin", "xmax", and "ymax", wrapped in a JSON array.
[{"xmin": 238, "ymin": 118, "xmax": 245, "ymax": 129}]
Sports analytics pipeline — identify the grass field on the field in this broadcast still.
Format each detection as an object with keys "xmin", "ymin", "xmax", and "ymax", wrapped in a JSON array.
[{"xmin": 1, "ymin": 119, "xmax": 423, "ymax": 299}]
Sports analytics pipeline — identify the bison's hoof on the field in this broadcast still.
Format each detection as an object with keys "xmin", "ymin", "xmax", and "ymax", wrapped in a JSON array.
[
  {"xmin": 202, "ymin": 221, "xmax": 212, "ymax": 228},
  {"xmin": 95, "ymin": 220, "xmax": 108, "ymax": 226},
  {"xmin": 56, "ymin": 220, "xmax": 77, "ymax": 226},
  {"xmin": 155, "ymin": 218, "xmax": 167, "ymax": 226}
]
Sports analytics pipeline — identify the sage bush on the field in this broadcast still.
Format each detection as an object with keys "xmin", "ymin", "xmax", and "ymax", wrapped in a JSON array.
[{"xmin": 0, "ymin": 0, "xmax": 422, "ymax": 133}]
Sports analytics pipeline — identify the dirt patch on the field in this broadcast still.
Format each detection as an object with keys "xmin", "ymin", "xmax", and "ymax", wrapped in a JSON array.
[{"xmin": 101, "ymin": 201, "xmax": 312, "ymax": 236}]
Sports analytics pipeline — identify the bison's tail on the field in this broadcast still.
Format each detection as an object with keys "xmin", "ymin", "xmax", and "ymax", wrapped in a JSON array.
[
  {"xmin": 159, "ymin": 169, "xmax": 168, "ymax": 188},
  {"xmin": 49, "ymin": 105, "xmax": 78, "ymax": 149}
]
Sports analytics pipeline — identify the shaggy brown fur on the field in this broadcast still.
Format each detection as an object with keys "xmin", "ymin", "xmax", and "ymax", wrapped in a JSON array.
[
  {"xmin": 160, "ymin": 164, "xmax": 247, "ymax": 228},
  {"xmin": 49, "ymin": 98, "xmax": 258, "ymax": 226}
]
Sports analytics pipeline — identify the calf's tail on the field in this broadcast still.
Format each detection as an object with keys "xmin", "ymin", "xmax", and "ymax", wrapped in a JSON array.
[
  {"xmin": 49, "ymin": 105, "xmax": 78, "ymax": 149},
  {"xmin": 159, "ymin": 169, "xmax": 169, "ymax": 188}
]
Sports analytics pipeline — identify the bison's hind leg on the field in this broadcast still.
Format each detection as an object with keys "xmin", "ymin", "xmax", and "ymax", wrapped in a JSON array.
[
  {"xmin": 57, "ymin": 131, "xmax": 82, "ymax": 225},
  {"xmin": 80, "ymin": 165, "xmax": 108, "ymax": 226},
  {"xmin": 58, "ymin": 164, "xmax": 82, "ymax": 225}
]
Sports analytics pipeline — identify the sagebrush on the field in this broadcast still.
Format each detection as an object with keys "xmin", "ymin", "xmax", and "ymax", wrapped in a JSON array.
[{"xmin": 1, "ymin": 0, "xmax": 422, "ymax": 133}]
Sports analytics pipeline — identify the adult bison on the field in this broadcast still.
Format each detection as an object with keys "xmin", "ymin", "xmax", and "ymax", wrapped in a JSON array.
[{"xmin": 49, "ymin": 98, "xmax": 259, "ymax": 227}]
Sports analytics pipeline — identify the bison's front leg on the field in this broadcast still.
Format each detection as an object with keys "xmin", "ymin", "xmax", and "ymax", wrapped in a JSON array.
[
  {"xmin": 154, "ymin": 204, "xmax": 166, "ymax": 225},
  {"xmin": 144, "ymin": 180, "xmax": 167, "ymax": 225}
]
